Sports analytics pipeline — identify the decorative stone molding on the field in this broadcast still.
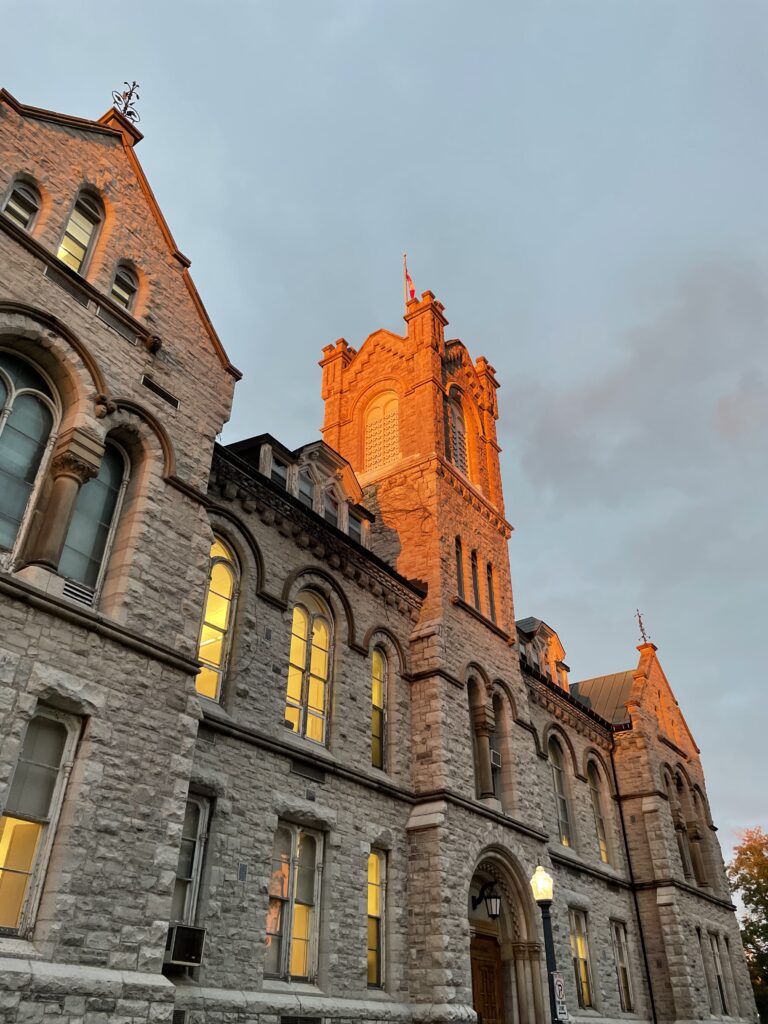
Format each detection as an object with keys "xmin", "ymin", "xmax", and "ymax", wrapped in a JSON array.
[
  {"xmin": 50, "ymin": 450, "xmax": 98, "ymax": 485},
  {"xmin": 476, "ymin": 857, "xmax": 521, "ymax": 939},
  {"xmin": 525, "ymin": 675, "xmax": 613, "ymax": 749}
]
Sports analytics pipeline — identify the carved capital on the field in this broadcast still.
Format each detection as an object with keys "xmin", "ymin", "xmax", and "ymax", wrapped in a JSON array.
[{"xmin": 50, "ymin": 451, "xmax": 98, "ymax": 485}]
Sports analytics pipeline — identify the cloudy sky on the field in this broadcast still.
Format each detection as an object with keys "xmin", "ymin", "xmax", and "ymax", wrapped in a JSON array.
[{"xmin": 5, "ymin": 0, "xmax": 766, "ymax": 859}]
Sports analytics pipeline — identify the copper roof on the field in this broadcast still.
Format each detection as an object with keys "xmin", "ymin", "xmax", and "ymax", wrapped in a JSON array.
[{"xmin": 570, "ymin": 670, "xmax": 635, "ymax": 724}]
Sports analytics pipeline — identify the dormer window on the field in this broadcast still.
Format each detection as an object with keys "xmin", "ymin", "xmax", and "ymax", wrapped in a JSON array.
[
  {"xmin": 111, "ymin": 265, "xmax": 138, "ymax": 311},
  {"xmin": 348, "ymin": 511, "xmax": 363, "ymax": 544},
  {"xmin": 57, "ymin": 193, "xmax": 102, "ymax": 274},
  {"xmin": 271, "ymin": 456, "xmax": 288, "ymax": 489},
  {"xmin": 324, "ymin": 491, "xmax": 339, "ymax": 528},
  {"xmin": 3, "ymin": 182, "xmax": 40, "ymax": 231},
  {"xmin": 298, "ymin": 468, "xmax": 314, "ymax": 509}
]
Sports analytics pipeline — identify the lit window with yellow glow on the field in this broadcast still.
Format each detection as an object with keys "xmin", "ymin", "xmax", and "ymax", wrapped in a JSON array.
[
  {"xmin": 588, "ymin": 762, "xmax": 609, "ymax": 864},
  {"xmin": 549, "ymin": 737, "xmax": 572, "ymax": 847},
  {"xmin": 57, "ymin": 194, "xmax": 102, "ymax": 274},
  {"xmin": 285, "ymin": 593, "xmax": 332, "ymax": 744},
  {"xmin": 371, "ymin": 649, "xmax": 386, "ymax": 769},
  {"xmin": 195, "ymin": 538, "xmax": 238, "ymax": 701},
  {"xmin": 569, "ymin": 908, "xmax": 594, "ymax": 1008},
  {"xmin": 265, "ymin": 823, "xmax": 322, "ymax": 981},
  {"xmin": 0, "ymin": 710, "xmax": 77, "ymax": 934},
  {"xmin": 367, "ymin": 850, "xmax": 386, "ymax": 987},
  {"xmin": 364, "ymin": 391, "xmax": 399, "ymax": 472}
]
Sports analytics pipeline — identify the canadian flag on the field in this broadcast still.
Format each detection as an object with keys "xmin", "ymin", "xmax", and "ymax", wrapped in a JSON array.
[{"xmin": 404, "ymin": 255, "xmax": 416, "ymax": 302}]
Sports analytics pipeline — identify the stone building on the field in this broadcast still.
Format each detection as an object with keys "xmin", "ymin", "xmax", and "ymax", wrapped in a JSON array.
[{"xmin": 0, "ymin": 89, "xmax": 757, "ymax": 1024}]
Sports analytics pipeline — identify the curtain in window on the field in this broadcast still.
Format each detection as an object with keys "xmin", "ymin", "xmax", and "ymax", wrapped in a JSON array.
[{"xmin": 265, "ymin": 824, "xmax": 322, "ymax": 981}]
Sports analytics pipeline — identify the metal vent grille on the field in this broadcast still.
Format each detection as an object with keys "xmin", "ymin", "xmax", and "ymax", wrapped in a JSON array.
[
  {"xmin": 96, "ymin": 305, "xmax": 138, "ymax": 344},
  {"xmin": 281, "ymin": 1017, "xmax": 321, "ymax": 1024},
  {"xmin": 62, "ymin": 579, "xmax": 95, "ymax": 606},
  {"xmin": 172, "ymin": 1012, "xmax": 187, "ymax": 1024},
  {"xmin": 141, "ymin": 375, "xmax": 180, "ymax": 409},
  {"xmin": 44, "ymin": 265, "xmax": 89, "ymax": 306}
]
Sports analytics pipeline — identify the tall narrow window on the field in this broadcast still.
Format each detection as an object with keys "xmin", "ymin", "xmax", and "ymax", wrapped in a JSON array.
[
  {"xmin": 470, "ymin": 550, "xmax": 481, "ymax": 609},
  {"xmin": 111, "ymin": 265, "xmax": 138, "ymax": 311},
  {"xmin": 3, "ymin": 182, "xmax": 40, "ymax": 231},
  {"xmin": 195, "ymin": 538, "xmax": 238, "ymax": 701},
  {"xmin": 364, "ymin": 392, "xmax": 399, "ymax": 472},
  {"xmin": 569, "ymin": 909, "xmax": 594, "ymax": 1008},
  {"xmin": 170, "ymin": 797, "xmax": 209, "ymax": 924},
  {"xmin": 298, "ymin": 468, "xmax": 314, "ymax": 509},
  {"xmin": 611, "ymin": 921, "xmax": 634, "ymax": 1012},
  {"xmin": 486, "ymin": 563, "xmax": 497, "ymax": 623},
  {"xmin": 271, "ymin": 456, "xmax": 288, "ymax": 489},
  {"xmin": 285, "ymin": 594, "xmax": 332, "ymax": 744},
  {"xmin": 348, "ymin": 511, "xmax": 363, "ymax": 544},
  {"xmin": 324, "ymin": 491, "xmax": 339, "ymax": 528},
  {"xmin": 265, "ymin": 823, "xmax": 322, "ymax": 981},
  {"xmin": 0, "ymin": 710, "xmax": 78, "ymax": 934},
  {"xmin": 588, "ymin": 762, "xmax": 609, "ymax": 864},
  {"xmin": 371, "ymin": 648, "xmax": 386, "ymax": 770},
  {"xmin": 448, "ymin": 397, "xmax": 468, "ymax": 475},
  {"xmin": 0, "ymin": 352, "xmax": 57, "ymax": 552},
  {"xmin": 549, "ymin": 738, "xmax": 572, "ymax": 847},
  {"xmin": 367, "ymin": 850, "xmax": 385, "ymax": 987},
  {"xmin": 490, "ymin": 694, "xmax": 503, "ymax": 799},
  {"xmin": 58, "ymin": 441, "xmax": 128, "ymax": 591},
  {"xmin": 709, "ymin": 933, "xmax": 729, "ymax": 1015},
  {"xmin": 57, "ymin": 193, "xmax": 101, "ymax": 273},
  {"xmin": 455, "ymin": 536, "xmax": 465, "ymax": 600}
]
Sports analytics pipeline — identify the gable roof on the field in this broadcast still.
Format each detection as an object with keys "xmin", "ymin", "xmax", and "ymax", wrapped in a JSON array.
[
  {"xmin": 570, "ymin": 671, "xmax": 635, "ymax": 724},
  {"xmin": 0, "ymin": 88, "xmax": 240, "ymax": 381}
]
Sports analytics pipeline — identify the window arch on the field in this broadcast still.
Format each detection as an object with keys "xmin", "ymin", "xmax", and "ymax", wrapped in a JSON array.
[
  {"xmin": 548, "ymin": 737, "xmax": 572, "ymax": 847},
  {"xmin": 285, "ymin": 592, "xmax": 333, "ymax": 744},
  {"xmin": 3, "ymin": 180, "xmax": 40, "ymax": 232},
  {"xmin": 58, "ymin": 441, "xmax": 129, "ymax": 592},
  {"xmin": 448, "ymin": 395, "xmax": 468, "ymax": 475},
  {"xmin": 195, "ymin": 537, "xmax": 239, "ymax": 701},
  {"xmin": 0, "ymin": 351, "xmax": 58, "ymax": 552},
  {"xmin": 111, "ymin": 264, "xmax": 138, "ymax": 311},
  {"xmin": 364, "ymin": 391, "xmax": 399, "ymax": 472},
  {"xmin": 57, "ymin": 191, "xmax": 102, "ymax": 274},
  {"xmin": 587, "ymin": 761, "xmax": 609, "ymax": 863},
  {"xmin": 371, "ymin": 648, "xmax": 386, "ymax": 769}
]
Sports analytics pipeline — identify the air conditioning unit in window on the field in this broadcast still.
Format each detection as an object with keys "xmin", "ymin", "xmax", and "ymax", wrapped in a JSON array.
[
  {"xmin": 164, "ymin": 924, "xmax": 206, "ymax": 967},
  {"xmin": 490, "ymin": 750, "xmax": 502, "ymax": 769}
]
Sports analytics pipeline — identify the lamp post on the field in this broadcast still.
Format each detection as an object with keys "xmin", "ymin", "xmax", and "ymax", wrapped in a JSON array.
[{"xmin": 530, "ymin": 865, "xmax": 560, "ymax": 1024}]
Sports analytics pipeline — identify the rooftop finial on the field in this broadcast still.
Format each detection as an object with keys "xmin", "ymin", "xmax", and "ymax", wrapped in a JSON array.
[
  {"xmin": 111, "ymin": 81, "xmax": 140, "ymax": 124},
  {"xmin": 636, "ymin": 608, "xmax": 651, "ymax": 644}
]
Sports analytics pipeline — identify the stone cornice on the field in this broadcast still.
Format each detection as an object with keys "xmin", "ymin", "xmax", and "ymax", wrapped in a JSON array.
[
  {"xmin": 434, "ymin": 456, "xmax": 511, "ymax": 537},
  {"xmin": 524, "ymin": 671, "xmax": 614, "ymax": 749},
  {"xmin": 210, "ymin": 449, "xmax": 424, "ymax": 616}
]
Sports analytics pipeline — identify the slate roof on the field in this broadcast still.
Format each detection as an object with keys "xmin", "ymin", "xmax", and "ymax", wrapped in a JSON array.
[{"xmin": 570, "ymin": 671, "xmax": 635, "ymax": 724}]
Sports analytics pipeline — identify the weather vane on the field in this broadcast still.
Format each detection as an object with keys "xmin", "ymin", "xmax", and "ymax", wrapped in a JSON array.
[
  {"xmin": 111, "ymin": 81, "xmax": 140, "ymax": 124},
  {"xmin": 636, "ymin": 609, "xmax": 651, "ymax": 644}
]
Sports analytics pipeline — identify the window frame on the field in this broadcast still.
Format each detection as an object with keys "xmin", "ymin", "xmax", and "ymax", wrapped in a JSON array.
[
  {"xmin": 56, "ymin": 191, "xmax": 103, "ymax": 275},
  {"xmin": 363, "ymin": 391, "xmax": 399, "ymax": 473},
  {"xmin": 470, "ymin": 549, "xmax": 481, "ymax": 610},
  {"xmin": 2, "ymin": 180, "xmax": 41, "ymax": 232},
  {"xmin": 610, "ymin": 919, "xmax": 634, "ymax": 1012},
  {"xmin": 448, "ymin": 395, "xmax": 469, "ymax": 476},
  {"xmin": 371, "ymin": 647, "xmax": 387, "ymax": 770},
  {"xmin": 264, "ymin": 822, "xmax": 324, "ymax": 982},
  {"xmin": 367, "ymin": 849, "xmax": 386, "ymax": 988},
  {"xmin": 549, "ymin": 737, "xmax": 572, "ymax": 848},
  {"xmin": 486, "ymin": 562, "xmax": 497, "ymax": 623},
  {"xmin": 297, "ymin": 467, "xmax": 315, "ymax": 510},
  {"xmin": 455, "ymin": 536, "xmax": 465, "ymax": 600},
  {"xmin": 194, "ymin": 537, "xmax": 240, "ymax": 702},
  {"xmin": 587, "ymin": 761, "xmax": 610, "ymax": 864},
  {"xmin": 569, "ymin": 907, "xmax": 595, "ymax": 1009},
  {"xmin": 0, "ymin": 349, "xmax": 61, "ymax": 558},
  {"xmin": 0, "ymin": 707, "xmax": 80, "ymax": 938},
  {"xmin": 170, "ymin": 795, "xmax": 210, "ymax": 926},
  {"xmin": 285, "ymin": 594, "xmax": 334, "ymax": 745},
  {"xmin": 708, "ymin": 932, "xmax": 729, "ymax": 1015},
  {"xmin": 110, "ymin": 263, "xmax": 139, "ymax": 312}
]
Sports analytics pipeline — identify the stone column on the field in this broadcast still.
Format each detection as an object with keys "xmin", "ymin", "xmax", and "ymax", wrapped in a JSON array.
[
  {"xmin": 474, "ymin": 726, "xmax": 495, "ymax": 799},
  {"xmin": 24, "ymin": 427, "xmax": 103, "ymax": 570}
]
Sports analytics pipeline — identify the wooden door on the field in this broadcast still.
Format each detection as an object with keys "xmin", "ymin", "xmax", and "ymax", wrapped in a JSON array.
[{"xmin": 471, "ymin": 935, "xmax": 506, "ymax": 1024}]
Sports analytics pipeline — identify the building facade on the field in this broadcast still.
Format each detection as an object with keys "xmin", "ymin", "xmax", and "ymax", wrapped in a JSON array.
[{"xmin": 0, "ymin": 91, "xmax": 757, "ymax": 1024}]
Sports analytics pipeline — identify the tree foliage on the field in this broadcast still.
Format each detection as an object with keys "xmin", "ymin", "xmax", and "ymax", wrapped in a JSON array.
[{"xmin": 729, "ymin": 827, "xmax": 768, "ymax": 1020}]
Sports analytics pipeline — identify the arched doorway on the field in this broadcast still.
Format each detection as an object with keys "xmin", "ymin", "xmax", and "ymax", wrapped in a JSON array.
[{"xmin": 469, "ymin": 854, "xmax": 545, "ymax": 1024}]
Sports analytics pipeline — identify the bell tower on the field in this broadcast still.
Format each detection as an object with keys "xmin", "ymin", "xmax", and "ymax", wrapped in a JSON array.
[{"xmin": 320, "ymin": 290, "xmax": 514, "ymax": 647}]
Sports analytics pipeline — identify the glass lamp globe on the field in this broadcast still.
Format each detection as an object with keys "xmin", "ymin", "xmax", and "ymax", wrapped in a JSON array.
[{"xmin": 530, "ymin": 865, "xmax": 554, "ymax": 903}]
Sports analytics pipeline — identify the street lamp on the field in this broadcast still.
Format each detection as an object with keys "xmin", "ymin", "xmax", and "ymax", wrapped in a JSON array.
[
  {"xmin": 530, "ymin": 865, "xmax": 560, "ymax": 1024},
  {"xmin": 471, "ymin": 880, "xmax": 502, "ymax": 920}
]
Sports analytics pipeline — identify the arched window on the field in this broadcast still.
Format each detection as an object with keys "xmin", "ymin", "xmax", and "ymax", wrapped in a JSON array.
[
  {"xmin": 588, "ymin": 762, "xmax": 609, "ymax": 863},
  {"xmin": 490, "ymin": 693, "xmax": 503, "ymax": 799},
  {"xmin": 455, "ymin": 536, "xmax": 465, "ymax": 600},
  {"xmin": 486, "ymin": 563, "xmax": 497, "ymax": 623},
  {"xmin": 58, "ymin": 441, "xmax": 128, "ymax": 592},
  {"xmin": 298, "ymin": 468, "xmax": 315, "ymax": 509},
  {"xmin": 470, "ymin": 549, "xmax": 480, "ymax": 609},
  {"xmin": 195, "ymin": 538, "xmax": 238, "ymax": 701},
  {"xmin": 371, "ymin": 648, "xmax": 386, "ymax": 769},
  {"xmin": 111, "ymin": 264, "xmax": 138, "ymax": 311},
  {"xmin": 364, "ymin": 391, "xmax": 399, "ymax": 472},
  {"xmin": 3, "ymin": 181, "xmax": 40, "ymax": 232},
  {"xmin": 548, "ymin": 737, "xmax": 572, "ymax": 847},
  {"xmin": 0, "ymin": 352, "xmax": 57, "ymax": 552},
  {"xmin": 448, "ymin": 396, "xmax": 468, "ymax": 475},
  {"xmin": 57, "ymin": 192, "xmax": 102, "ymax": 273},
  {"xmin": 286, "ymin": 593, "xmax": 332, "ymax": 744}
]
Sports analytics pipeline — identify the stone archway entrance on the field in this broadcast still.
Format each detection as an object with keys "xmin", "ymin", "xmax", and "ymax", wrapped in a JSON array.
[{"xmin": 469, "ymin": 857, "xmax": 545, "ymax": 1024}]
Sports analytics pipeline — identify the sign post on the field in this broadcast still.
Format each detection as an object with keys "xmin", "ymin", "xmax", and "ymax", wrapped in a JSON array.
[{"xmin": 552, "ymin": 972, "xmax": 568, "ymax": 1021}]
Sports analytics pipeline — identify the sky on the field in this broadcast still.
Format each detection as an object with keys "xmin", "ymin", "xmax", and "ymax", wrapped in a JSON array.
[{"xmin": 4, "ymin": 0, "xmax": 766, "ymax": 861}]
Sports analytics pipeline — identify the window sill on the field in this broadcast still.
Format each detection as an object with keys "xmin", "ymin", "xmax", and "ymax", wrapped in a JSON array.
[
  {"xmin": 451, "ymin": 596, "xmax": 511, "ymax": 643},
  {"xmin": 261, "ymin": 979, "xmax": 325, "ymax": 995},
  {"xmin": 0, "ymin": 935, "xmax": 42, "ymax": 960}
]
